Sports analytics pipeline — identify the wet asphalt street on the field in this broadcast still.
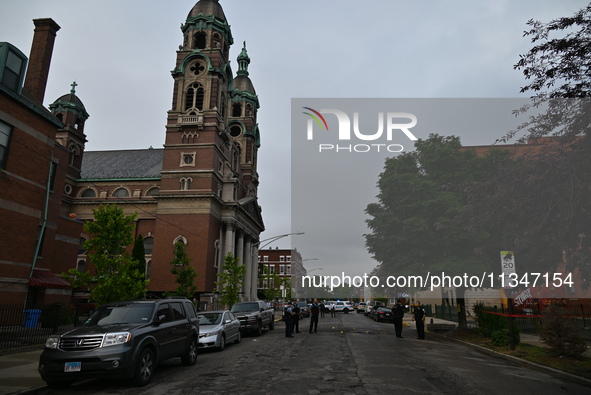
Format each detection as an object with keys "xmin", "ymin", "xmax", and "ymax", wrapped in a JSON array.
[{"xmin": 26, "ymin": 312, "xmax": 591, "ymax": 395}]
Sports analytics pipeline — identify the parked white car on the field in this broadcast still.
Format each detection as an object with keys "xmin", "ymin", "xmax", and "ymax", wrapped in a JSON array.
[{"xmin": 333, "ymin": 301, "xmax": 354, "ymax": 314}]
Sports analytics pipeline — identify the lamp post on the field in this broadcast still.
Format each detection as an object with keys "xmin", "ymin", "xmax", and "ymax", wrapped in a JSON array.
[
  {"xmin": 253, "ymin": 232, "xmax": 305, "ymax": 252},
  {"xmin": 252, "ymin": 232, "xmax": 304, "ymax": 301}
]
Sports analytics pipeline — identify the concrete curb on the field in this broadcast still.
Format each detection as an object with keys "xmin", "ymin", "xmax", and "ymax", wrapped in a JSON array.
[{"xmin": 433, "ymin": 332, "xmax": 591, "ymax": 388}]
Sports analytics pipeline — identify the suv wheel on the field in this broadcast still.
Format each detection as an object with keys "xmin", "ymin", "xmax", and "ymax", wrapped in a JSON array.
[
  {"xmin": 343, "ymin": 308, "xmax": 349, "ymax": 314},
  {"xmin": 181, "ymin": 337, "xmax": 198, "ymax": 365},
  {"xmin": 133, "ymin": 348, "xmax": 155, "ymax": 386}
]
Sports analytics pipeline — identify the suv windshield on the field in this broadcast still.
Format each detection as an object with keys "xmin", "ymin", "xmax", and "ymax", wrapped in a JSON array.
[
  {"xmin": 231, "ymin": 303, "xmax": 259, "ymax": 313},
  {"xmin": 84, "ymin": 304, "xmax": 155, "ymax": 326}
]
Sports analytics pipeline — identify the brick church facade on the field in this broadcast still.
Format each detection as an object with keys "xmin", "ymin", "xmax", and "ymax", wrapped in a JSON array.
[{"xmin": 0, "ymin": 0, "xmax": 264, "ymax": 307}]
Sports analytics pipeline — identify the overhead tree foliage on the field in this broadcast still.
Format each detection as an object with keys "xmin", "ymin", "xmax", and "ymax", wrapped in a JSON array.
[
  {"xmin": 167, "ymin": 241, "xmax": 198, "ymax": 299},
  {"xmin": 469, "ymin": 4, "xmax": 591, "ymax": 288},
  {"xmin": 365, "ymin": 134, "xmax": 507, "ymax": 327},
  {"xmin": 64, "ymin": 204, "xmax": 148, "ymax": 305}
]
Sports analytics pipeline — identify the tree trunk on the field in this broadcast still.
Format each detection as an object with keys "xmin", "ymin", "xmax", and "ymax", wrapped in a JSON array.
[{"xmin": 456, "ymin": 287, "xmax": 468, "ymax": 329}]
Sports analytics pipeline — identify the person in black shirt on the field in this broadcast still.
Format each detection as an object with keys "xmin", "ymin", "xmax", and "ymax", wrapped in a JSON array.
[
  {"xmin": 292, "ymin": 300, "xmax": 301, "ymax": 333},
  {"xmin": 412, "ymin": 301, "xmax": 426, "ymax": 339},
  {"xmin": 309, "ymin": 298, "xmax": 320, "ymax": 333},
  {"xmin": 393, "ymin": 299, "xmax": 405, "ymax": 338}
]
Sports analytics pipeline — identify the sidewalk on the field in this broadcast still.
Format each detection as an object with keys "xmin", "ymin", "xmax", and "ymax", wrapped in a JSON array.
[{"xmin": 0, "ymin": 348, "xmax": 45, "ymax": 395}]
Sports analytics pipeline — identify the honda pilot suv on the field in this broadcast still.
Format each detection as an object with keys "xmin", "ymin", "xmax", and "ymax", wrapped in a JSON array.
[{"xmin": 38, "ymin": 299, "xmax": 199, "ymax": 388}]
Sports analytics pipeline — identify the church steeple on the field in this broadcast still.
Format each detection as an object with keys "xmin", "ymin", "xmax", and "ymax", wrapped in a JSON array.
[{"xmin": 237, "ymin": 42, "xmax": 250, "ymax": 77}]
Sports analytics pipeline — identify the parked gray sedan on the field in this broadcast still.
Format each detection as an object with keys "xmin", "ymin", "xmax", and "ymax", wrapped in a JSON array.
[{"xmin": 198, "ymin": 310, "xmax": 241, "ymax": 351}]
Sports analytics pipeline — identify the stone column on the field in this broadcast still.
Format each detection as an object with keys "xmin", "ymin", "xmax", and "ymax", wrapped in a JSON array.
[
  {"xmin": 250, "ymin": 244, "xmax": 259, "ymax": 301},
  {"xmin": 243, "ymin": 238, "xmax": 253, "ymax": 301}
]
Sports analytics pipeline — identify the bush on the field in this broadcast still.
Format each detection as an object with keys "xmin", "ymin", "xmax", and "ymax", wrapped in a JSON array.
[
  {"xmin": 538, "ymin": 304, "xmax": 587, "ymax": 356},
  {"xmin": 473, "ymin": 302, "xmax": 520, "ymax": 344}
]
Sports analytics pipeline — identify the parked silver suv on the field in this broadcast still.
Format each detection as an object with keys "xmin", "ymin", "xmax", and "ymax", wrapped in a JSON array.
[{"xmin": 38, "ymin": 299, "xmax": 199, "ymax": 388}]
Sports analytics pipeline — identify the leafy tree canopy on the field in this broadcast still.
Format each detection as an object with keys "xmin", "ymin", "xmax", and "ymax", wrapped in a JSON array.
[{"xmin": 64, "ymin": 204, "xmax": 148, "ymax": 305}]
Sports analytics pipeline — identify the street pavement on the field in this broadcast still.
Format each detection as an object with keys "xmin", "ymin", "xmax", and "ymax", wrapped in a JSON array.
[{"xmin": 0, "ymin": 313, "xmax": 591, "ymax": 395}]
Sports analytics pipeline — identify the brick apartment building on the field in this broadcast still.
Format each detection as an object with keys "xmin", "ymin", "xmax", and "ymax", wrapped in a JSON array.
[
  {"xmin": 0, "ymin": 19, "xmax": 83, "ymax": 307},
  {"xmin": 258, "ymin": 248, "xmax": 304, "ymax": 301},
  {"xmin": 0, "ymin": 0, "xmax": 265, "ymax": 308}
]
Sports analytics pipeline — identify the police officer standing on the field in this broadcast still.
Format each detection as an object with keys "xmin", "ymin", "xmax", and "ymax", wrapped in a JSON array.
[
  {"xmin": 412, "ymin": 301, "xmax": 426, "ymax": 340},
  {"xmin": 309, "ymin": 298, "xmax": 320, "ymax": 333},
  {"xmin": 393, "ymin": 299, "xmax": 405, "ymax": 338},
  {"xmin": 292, "ymin": 300, "xmax": 301, "ymax": 333},
  {"xmin": 284, "ymin": 301, "xmax": 295, "ymax": 338}
]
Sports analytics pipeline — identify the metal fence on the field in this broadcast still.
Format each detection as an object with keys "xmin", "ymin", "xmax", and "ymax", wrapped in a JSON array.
[
  {"xmin": 0, "ymin": 304, "xmax": 89, "ymax": 352},
  {"xmin": 432, "ymin": 302, "xmax": 591, "ymax": 340}
]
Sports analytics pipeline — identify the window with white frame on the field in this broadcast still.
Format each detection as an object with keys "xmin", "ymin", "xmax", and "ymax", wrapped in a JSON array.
[
  {"xmin": 263, "ymin": 256, "xmax": 268, "ymax": 262},
  {"xmin": 286, "ymin": 264, "xmax": 292, "ymax": 275},
  {"xmin": 279, "ymin": 256, "xmax": 285, "ymax": 262},
  {"xmin": 286, "ymin": 255, "xmax": 291, "ymax": 262},
  {"xmin": 279, "ymin": 264, "xmax": 285, "ymax": 275}
]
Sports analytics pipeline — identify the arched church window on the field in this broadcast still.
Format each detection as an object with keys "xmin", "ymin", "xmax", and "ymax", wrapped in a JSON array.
[
  {"xmin": 180, "ymin": 177, "xmax": 192, "ymax": 191},
  {"xmin": 232, "ymin": 103, "xmax": 242, "ymax": 117},
  {"xmin": 218, "ymin": 92, "xmax": 225, "ymax": 118},
  {"xmin": 146, "ymin": 187, "xmax": 159, "ymax": 196},
  {"xmin": 185, "ymin": 83, "xmax": 205, "ymax": 111},
  {"xmin": 194, "ymin": 32, "xmax": 206, "ymax": 50},
  {"xmin": 143, "ymin": 236, "xmax": 154, "ymax": 255},
  {"xmin": 68, "ymin": 145, "xmax": 78, "ymax": 166},
  {"xmin": 113, "ymin": 187, "xmax": 129, "ymax": 197},
  {"xmin": 81, "ymin": 188, "xmax": 96, "ymax": 198},
  {"xmin": 78, "ymin": 236, "xmax": 88, "ymax": 255},
  {"xmin": 212, "ymin": 33, "xmax": 221, "ymax": 49}
]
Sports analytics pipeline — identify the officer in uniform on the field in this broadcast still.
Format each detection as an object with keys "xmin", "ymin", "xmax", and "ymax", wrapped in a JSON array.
[
  {"xmin": 284, "ymin": 301, "xmax": 295, "ymax": 338},
  {"xmin": 393, "ymin": 299, "xmax": 405, "ymax": 338},
  {"xmin": 292, "ymin": 299, "xmax": 301, "ymax": 333},
  {"xmin": 412, "ymin": 301, "xmax": 426, "ymax": 339},
  {"xmin": 309, "ymin": 298, "xmax": 320, "ymax": 333}
]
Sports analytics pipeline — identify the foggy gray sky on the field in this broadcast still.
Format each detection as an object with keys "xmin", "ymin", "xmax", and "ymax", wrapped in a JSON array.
[{"xmin": 1, "ymin": 0, "xmax": 587, "ymax": 276}]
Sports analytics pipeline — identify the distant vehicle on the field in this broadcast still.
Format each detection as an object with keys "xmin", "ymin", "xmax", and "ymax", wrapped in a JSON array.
[
  {"xmin": 356, "ymin": 302, "xmax": 367, "ymax": 314},
  {"xmin": 333, "ymin": 301, "xmax": 354, "ymax": 314},
  {"xmin": 38, "ymin": 299, "xmax": 199, "ymax": 389},
  {"xmin": 296, "ymin": 301, "xmax": 310, "ymax": 318},
  {"xmin": 198, "ymin": 310, "xmax": 241, "ymax": 351},
  {"xmin": 364, "ymin": 301, "xmax": 383, "ymax": 317},
  {"xmin": 323, "ymin": 301, "xmax": 336, "ymax": 313},
  {"xmin": 230, "ymin": 300, "xmax": 275, "ymax": 336},
  {"xmin": 372, "ymin": 307, "xmax": 394, "ymax": 323}
]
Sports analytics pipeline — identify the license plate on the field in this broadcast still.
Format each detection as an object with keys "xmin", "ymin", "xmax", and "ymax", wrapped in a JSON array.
[{"xmin": 64, "ymin": 362, "xmax": 81, "ymax": 372}]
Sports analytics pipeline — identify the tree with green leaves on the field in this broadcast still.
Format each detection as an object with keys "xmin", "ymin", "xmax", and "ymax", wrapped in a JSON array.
[
  {"xmin": 216, "ymin": 253, "xmax": 246, "ymax": 308},
  {"xmin": 365, "ymin": 134, "xmax": 506, "ymax": 328},
  {"xmin": 64, "ymin": 204, "xmax": 148, "ymax": 305},
  {"xmin": 167, "ymin": 241, "xmax": 197, "ymax": 298},
  {"xmin": 259, "ymin": 264, "xmax": 282, "ymax": 301},
  {"xmin": 131, "ymin": 235, "xmax": 146, "ymax": 283},
  {"xmin": 472, "ymin": 4, "xmax": 591, "ymax": 287}
]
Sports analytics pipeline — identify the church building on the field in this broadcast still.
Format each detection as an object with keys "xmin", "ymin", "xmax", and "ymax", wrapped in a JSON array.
[{"xmin": 0, "ymin": 0, "xmax": 264, "ymax": 307}]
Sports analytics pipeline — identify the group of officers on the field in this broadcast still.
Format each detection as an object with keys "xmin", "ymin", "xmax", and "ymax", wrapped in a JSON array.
[{"xmin": 284, "ymin": 299, "xmax": 427, "ymax": 340}]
